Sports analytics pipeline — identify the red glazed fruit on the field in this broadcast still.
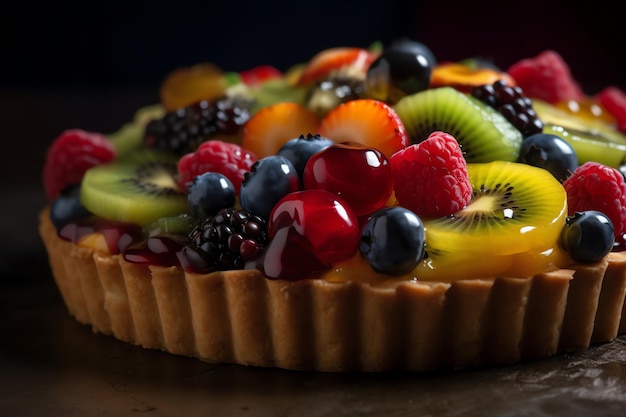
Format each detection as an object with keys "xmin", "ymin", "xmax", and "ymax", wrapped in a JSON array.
[
  {"xmin": 43, "ymin": 129, "xmax": 117, "ymax": 201},
  {"xmin": 264, "ymin": 189, "xmax": 360, "ymax": 280},
  {"xmin": 297, "ymin": 47, "xmax": 377, "ymax": 86},
  {"xmin": 390, "ymin": 131, "xmax": 472, "ymax": 218},
  {"xmin": 303, "ymin": 143, "xmax": 393, "ymax": 217},
  {"xmin": 562, "ymin": 161, "xmax": 626, "ymax": 238},
  {"xmin": 506, "ymin": 50, "xmax": 584, "ymax": 104},
  {"xmin": 177, "ymin": 140, "xmax": 258, "ymax": 194},
  {"xmin": 595, "ymin": 86, "xmax": 626, "ymax": 134}
]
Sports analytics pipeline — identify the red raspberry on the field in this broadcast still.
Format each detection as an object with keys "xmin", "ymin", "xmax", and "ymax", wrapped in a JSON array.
[
  {"xmin": 43, "ymin": 129, "xmax": 116, "ymax": 201},
  {"xmin": 506, "ymin": 50, "xmax": 584, "ymax": 104},
  {"xmin": 595, "ymin": 86, "xmax": 626, "ymax": 134},
  {"xmin": 389, "ymin": 131, "xmax": 472, "ymax": 218},
  {"xmin": 562, "ymin": 161, "xmax": 626, "ymax": 237},
  {"xmin": 177, "ymin": 140, "xmax": 258, "ymax": 194}
]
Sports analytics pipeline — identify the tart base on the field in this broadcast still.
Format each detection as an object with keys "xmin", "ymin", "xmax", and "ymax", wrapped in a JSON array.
[{"xmin": 39, "ymin": 209, "xmax": 626, "ymax": 372}]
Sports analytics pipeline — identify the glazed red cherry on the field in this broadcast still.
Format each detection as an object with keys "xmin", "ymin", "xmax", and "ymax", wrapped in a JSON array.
[
  {"xmin": 302, "ymin": 143, "xmax": 393, "ymax": 217},
  {"xmin": 264, "ymin": 189, "xmax": 360, "ymax": 280}
]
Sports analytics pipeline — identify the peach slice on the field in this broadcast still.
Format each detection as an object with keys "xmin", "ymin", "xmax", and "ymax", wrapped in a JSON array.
[{"xmin": 429, "ymin": 62, "xmax": 516, "ymax": 93}]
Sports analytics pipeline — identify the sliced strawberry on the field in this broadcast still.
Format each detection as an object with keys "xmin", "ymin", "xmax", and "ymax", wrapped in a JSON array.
[
  {"xmin": 506, "ymin": 50, "xmax": 585, "ymax": 104},
  {"xmin": 242, "ymin": 102, "xmax": 321, "ymax": 158},
  {"xmin": 239, "ymin": 65, "xmax": 283, "ymax": 87},
  {"xmin": 296, "ymin": 47, "xmax": 377, "ymax": 86},
  {"xmin": 43, "ymin": 129, "xmax": 117, "ymax": 201},
  {"xmin": 317, "ymin": 99, "xmax": 409, "ymax": 158},
  {"xmin": 595, "ymin": 86, "xmax": 626, "ymax": 134}
]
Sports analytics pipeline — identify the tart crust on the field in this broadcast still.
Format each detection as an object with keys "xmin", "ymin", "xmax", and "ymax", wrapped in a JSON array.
[{"xmin": 39, "ymin": 209, "xmax": 626, "ymax": 372}]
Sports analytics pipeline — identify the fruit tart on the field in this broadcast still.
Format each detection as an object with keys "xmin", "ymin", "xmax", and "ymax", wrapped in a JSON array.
[{"xmin": 39, "ymin": 40, "xmax": 626, "ymax": 372}]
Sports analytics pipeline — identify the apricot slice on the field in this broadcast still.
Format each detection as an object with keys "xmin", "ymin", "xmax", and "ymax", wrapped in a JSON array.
[
  {"xmin": 159, "ymin": 63, "xmax": 227, "ymax": 111},
  {"xmin": 430, "ymin": 62, "xmax": 516, "ymax": 93}
]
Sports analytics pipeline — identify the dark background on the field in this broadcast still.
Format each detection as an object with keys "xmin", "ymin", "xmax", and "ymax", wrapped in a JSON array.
[{"xmin": 2, "ymin": 0, "xmax": 626, "ymax": 280}]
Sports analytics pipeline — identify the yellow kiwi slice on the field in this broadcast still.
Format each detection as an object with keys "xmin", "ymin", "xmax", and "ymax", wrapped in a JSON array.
[
  {"xmin": 80, "ymin": 150, "xmax": 189, "ymax": 226},
  {"xmin": 533, "ymin": 99, "xmax": 626, "ymax": 167},
  {"xmin": 393, "ymin": 86, "xmax": 523, "ymax": 162},
  {"xmin": 423, "ymin": 161, "xmax": 567, "ymax": 256}
]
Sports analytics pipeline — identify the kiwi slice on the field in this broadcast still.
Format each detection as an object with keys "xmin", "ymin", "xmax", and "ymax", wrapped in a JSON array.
[
  {"xmin": 80, "ymin": 150, "xmax": 189, "ymax": 226},
  {"xmin": 533, "ymin": 99, "xmax": 626, "ymax": 167},
  {"xmin": 423, "ymin": 161, "xmax": 567, "ymax": 256},
  {"xmin": 144, "ymin": 213, "xmax": 195, "ymax": 237},
  {"xmin": 393, "ymin": 87, "xmax": 523, "ymax": 162},
  {"xmin": 107, "ymin": 104, "xmax": 166, "ymax": 158}
]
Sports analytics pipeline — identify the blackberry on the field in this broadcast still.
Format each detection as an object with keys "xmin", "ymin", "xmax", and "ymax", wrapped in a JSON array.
[
  {"xmin": 471, "ymin": 80, "xmax": 543, "ymax": 138},
  {"xmin": 305, "ymin": 75, "xmax": 366, "ymax": 117},
  {"xmin": 143, "ymin": 96, "xmax": 252, "ymax": 156},
  {"xmin": 180, "ymin": 207, "xmax": 269, "ymax": 273}
]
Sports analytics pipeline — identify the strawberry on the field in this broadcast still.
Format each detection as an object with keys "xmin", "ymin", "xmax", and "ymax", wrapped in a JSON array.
[
  {"xmin": 239, "ymin": 65, "xmax": 283, "ymax": 87},
  {"xmin": 241, "ymin": 102, "xmax": 321, "ymax": 158},
  {"xmin": 296, "ymin": 47, "xmax": 377, "ymax": 86},
  {"xmin": 506, "ymin": 50, "xmax": 585, "ymax": 104},
  {"xmin": 177, "ymin": 140, "xmax": 258, "ymax": 194},
  {"xmin": 562, "ymin": 161, "xmax": 626, "ymax": 237},
  {"xmin": 389, "ymin": 131, "xmax": 472, "ymax": 218},
  {"xmin": 317, "ymin": 99, "xmax": 409, "ymax": 158},
  {"xmin": 43, "ymin": 129, "xmax": 117, "ymax": 201},
  {"xmin": 595, "ymin": 86, "xmax": 626, "ymax": 134}
]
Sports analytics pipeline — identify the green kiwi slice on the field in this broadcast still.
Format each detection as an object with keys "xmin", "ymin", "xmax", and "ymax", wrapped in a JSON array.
[
  {"xmin": 144, "ymin": 213, "xmax": 195, "ymax": 237},
  {"xmin": 393, "ymin": 86, "xmax": 523, "ymax": 162},
  {"xmin": 423, "ymin": 161, "xmax": 567, "ymax": 256},
  {"xmin": 532, "ymin": 99, "xmax": 626, "ymax": 167},
  {"xmin": 80, "ymin": 150, "xmax": 189, "ymax": 226},
  {"xmin": 107, "ymin": 104, "xmax": 166, "ymax": 158}
]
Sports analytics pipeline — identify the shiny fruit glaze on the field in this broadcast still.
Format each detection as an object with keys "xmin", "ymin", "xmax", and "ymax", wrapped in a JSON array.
[
  {"xmin": 263, "ymin": 189, "xmax": 360, "ymax": 280},
  {"xmin": 303, "ymin": 143, "xmax": 393, "ymax": 217},
  {"xmin": 554, "ymin": 98, "xmax": 617, "ymax": 125}
]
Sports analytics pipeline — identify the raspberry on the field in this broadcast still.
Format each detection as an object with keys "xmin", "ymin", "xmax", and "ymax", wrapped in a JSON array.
[
  {"xmin": 562, "ymin": 161, "xmax": 626, "ymax": 237},
  {"xmin": 506, "ymin": 50, "xmax": 584, "ymax": 104},
  {"xmin": 595, "ymin": 86, "xmax": 626, "ymax": 134},
  {"xmin": 43, "ymin": 129, "xmax": 116, "ymax": 201},
  {"xmin": 177, "ymin": 140, "xmax": 258, "ymax": 194},
  {"xmin": 389, "ymin": 131, "xmax": 472, "ymax": 217}
]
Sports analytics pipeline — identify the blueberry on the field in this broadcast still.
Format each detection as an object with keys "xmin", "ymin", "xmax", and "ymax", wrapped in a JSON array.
[
  {"xmin": 560, "ymin": 210, "xmax": 615, "ymax": 263},
  {"xmin": 277, "ymin": 133, "xmax": 334, "ymax": 180},
  {"xmin": 49, "ymin": 183, "xmax": 91, "ymax": 230},
  {"xmin": 359, "ymin": 206, "xmax": 425, "ymax": 275},
  {"xmin": 366, "ymin": 39, "xmax": 437, "ymax": 102},
  {"xmin": 239, "ymin": 155, "xmax": 301, "ymax": 220},
  {"xmin": 187, "ymin": 172, "xmax": 236, "ymax": 220},
  {"xmin": 518, "ymin": 133, "xmax": 578, "ymax": 182}
]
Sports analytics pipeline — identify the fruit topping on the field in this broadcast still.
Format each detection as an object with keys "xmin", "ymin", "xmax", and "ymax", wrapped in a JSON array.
[
  {"xmin": 263, "ymin": 189, "xmax": 360, "ymax": 280},
  {"xmin": 560, "ymin": 211, "xmax": 614, "ymax": 263},
  {"xmin": 159, "ymin": 62, "xmax": 227, "ymax": 112},
  {"xmin": 305, "ymin": 75, "xmax": 366, "ymax": 117},
  {"xmin": 595, "ymin": 86, "xmax": 626, "ymax": 134},
  {"xmin": 179, "ymin": 207, "xmax": 269, "ymax": 273},
  {"xmin": 277, "ymin": 133, "xmax": 335, "ymax": 180},
  {"xmin": 107, "ymin": 104, "xmax": 166, "ymax": 158},
  {"xmin": 124, "ymin": 235, "xmax": 187, "ymax": 267},
  {"xmin": 144, "ymin": 213, "xmax": 195, "ymax": 237},
  {"xmin": 49, "ymin": 183, "xmax": 91, "ymax": 230},
  {"xmin": 429, "ymin": 62, "xmax": 516, "ymax": 94},
  {"xmin": 79, "ymin": 150, "xmax": 189, "ymax": 227},
  {"xmin": 239, "ymin": 155, "xmax": 301, "ymax": 220},
  {"xmin": 517, "ymin": 133, "xmax": 578, "ymax": 182},
  {"xmin": 562, "ymin": 161, "xmax": 626, "ymax": 238},
  {"xmin": 424, "ymin": 161, "xmax": 568, "ymax": 256},
  {"xmin": 144, "ymin": 96, "xmax": 252, "ymax": 156},
  {"xmin": 296, "ymin": 47, "xmax": 377, "ymax": 86},
  {"xmin": 303, "ymin": 142, "xmax": 393, "ymax": 217},
  {"xmin": 359, "ymin": 206, "xmax": 425, "ymax": 275},
  {"xmin": 471, "ymin": 79, "xmax": 543, "ymax": 138},
  {"xmin": 242, "ymin": 101, "xmax": 321, "ymax": 158},
  {"xmin": 43, "ymin": 129, "xmax": 117, "ymax": 201},
  {"xmin": 365, "ymin": 39, "xmax": 436, "ymax": 104},
  {"xmin": 317, "ymin": 98, "xmax": 409, "ymax": 159},
  {"xmin": 393, "ymin": 87, "xmax": 523, "ymax": 162},
  {"xmin": 176, "ymin": 140, "xmax": 257, "ymax": 194},
  {"xmin": 554, "ymin": 98, "xmax": 616, "ymax": 126},
  {"xmin": 506, "ymin": 50, "xmax": 584, "ymax": 104},
  {"xmin": 389, "ymin": 131, "xmax": 472, "ymax": 218},
  {"xmin": 239, "ymin": 65, "xmax": 283, "ymax": 86},
  {"xmin": 534, "ymin": 99, "xmax": 626, "ymax": 168},
  {"xmin": 187, "ymin": 172, "xmax": 236, "ymax": 220},
  {"xmin": 59, "ymin": 216, "xmax": 144, "ymax": 255}
]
